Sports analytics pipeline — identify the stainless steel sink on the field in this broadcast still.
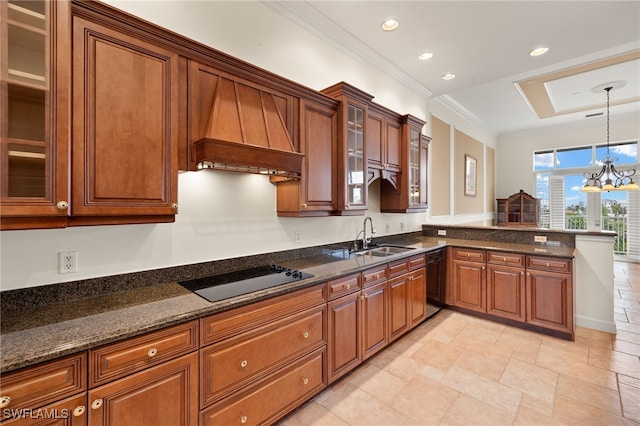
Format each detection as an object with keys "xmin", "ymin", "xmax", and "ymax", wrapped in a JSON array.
[{"xmin": 352, "ymin": 245, "xmax": 415, "ymax": 257}]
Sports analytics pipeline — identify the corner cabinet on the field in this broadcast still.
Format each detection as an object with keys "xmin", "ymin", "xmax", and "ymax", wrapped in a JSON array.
[
  {"xmin": 496, "ymin": 190, "xmax": 539, "ymax": 227},
  {"xmin": 70, "ymin": 12, "xmax": 179, "ymax": 225},
  {"xmin": 0, "ymin": 0, "xmax": 71, "ymax": 230},
  {"xmin": 380, "ymin": 115, "xmax": 428, "ymax": 213}
]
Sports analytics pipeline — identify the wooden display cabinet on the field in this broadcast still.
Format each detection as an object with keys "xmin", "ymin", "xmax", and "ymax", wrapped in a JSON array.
[{"xmin": 496, "ymin": 190, "xmax": 539, "ymax": 226}]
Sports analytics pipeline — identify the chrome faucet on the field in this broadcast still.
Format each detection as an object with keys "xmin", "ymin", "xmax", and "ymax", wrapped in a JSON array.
[{"xmin": 362, "ymin": 216, "xmax": 376, "ymax": 249}]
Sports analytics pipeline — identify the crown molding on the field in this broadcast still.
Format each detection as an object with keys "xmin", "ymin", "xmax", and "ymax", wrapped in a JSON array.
[{"xmin": 265, "ymin": 1, "xmax": 432, "ymax": 101}]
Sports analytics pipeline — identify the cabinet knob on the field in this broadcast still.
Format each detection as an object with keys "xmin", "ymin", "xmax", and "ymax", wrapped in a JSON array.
[
  {"xmin": 57, "ymin": 201, "xmax": 69, "ymax": 210},
  {"xmin": 344, "ymin": 284, "xmax": 351, "ymax": 290},
  {"xmin": 481, "ymin": 266, "xmax": 485, "ymax": 270},
  {"xmin": 302, "ymin": 331, "xmax": 309, "ymax": 339},
  {"xmin": 346, "ymin": 203, "xmax": 350, "ymax": 207},
  {"xmin": 302, "ymin": 203, "xmax": 307, "ymax": 208},
  {"xmin": 240, "ymin": 360, "xmax": 248, "ymax": 368},
  {"xmin": 503, "ymin": 257, "xmax": 507, "ymax": 262},
  {"xmin": 301, "ymin": 377, "xmax": 309, "ymax": 385},
  {"xmin": 363, "ymin": 293, "xmax": 368, "ymax": 299},
  {"xmin": 374, "ymin": 274, "xmax": 380, "ymax": 280},
  {"xmin": 240, "ymin": 415, "xmax": 248, "ymax": 424},
  {"xmin": 0, "ymin": 396, "xmax": 10, "ymax": 408},
  {"xmin": 73, "ymin": 406, "xmax": 86, "ymax": 417},
  {"xmin": 546, "ymin": 262, "xmax": 550, "ymax": 267},
  {"xmin": 147, "ymin": 347, "xmax": 158, "ymax": 358},
  {"xmin": 171, "ymin": 203, "xmax": 178, "ymax": 210},
  {"xmin": 91, "ymin": 399, "xmax": 103, "ymax": 410}
]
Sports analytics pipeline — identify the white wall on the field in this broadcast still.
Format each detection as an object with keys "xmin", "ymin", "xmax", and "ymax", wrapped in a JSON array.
[{"xmin": 1, "ymin": 1, "xmax": 495, "ymax": 291}]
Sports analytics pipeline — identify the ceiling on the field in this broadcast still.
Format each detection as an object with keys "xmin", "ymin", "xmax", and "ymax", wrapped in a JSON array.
[{"xmin": 267, "ymin": 1, "xmax": 640, "ymax": 137}]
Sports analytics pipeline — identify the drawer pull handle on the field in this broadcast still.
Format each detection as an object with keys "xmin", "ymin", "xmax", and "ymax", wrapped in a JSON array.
[
  {"xmin": 91, "ymin": 399, "xmax": 103, "ymax": 410},
  {"xmin": 374, "ymin": 274, "xmax": 380, "ymax": 280},
  {"xmin": 240, "ymin": 360, "xmax": 248, "ymax": 368},
  {"xmin": 546, "ymin": 262, "xmax": 550, "ymax": 267},
  {"xmin": 0, "ymin": 396, "xmax": 10, "ymax": 408},
  {"xmin": 147, "ymin": 348, "xmax": 158, "ymax": 358},
  {"xmin": 73, "ymin": 406, "xmax": 86, "ymax": 417},
  {"xmin": 301, "ymin": 377, "xmax": 309, "ymax": 385},
  {"xmin": 240, "ymin": 415, "xmax": 248, "ymax": 424},
  {"xmin": 503, "ymin": 257, "xmax": 507, "ymax": 262},
  {"xmin": 302, "ymin": 331, "xmax": 309, "ymax": 339},
  {"xmin": 344, "ymin": 284, "xmax": 351, "ymax": 290}
]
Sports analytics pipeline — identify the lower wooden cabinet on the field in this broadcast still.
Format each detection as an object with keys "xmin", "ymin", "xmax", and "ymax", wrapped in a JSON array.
[
  {"xmin": 87, "ymin": 352, "xmax": 198, "ymax": 426},
  {"xmin": 361, "ymin": 281, "xmax": 388, "ymax": 360},
  {"xmin": 526, "ymin": 267, "xmax": 574, "ymax": 335},
  {"xmin": 1, "ymin": 393, "xmax": 87, "ymax": 425},
  {"xmin": 327, "ymin": 289, "xmax": 361, "ymax": 383},
  {"xmin": 486, "ymin": 252, "xmax": 526, "ymax": 322},
  {"xmin": 408, "ymin": 267, "xmax": 427, "ymax": 327},
  {"xmin": 200, "ymin": 348, "xmax": 326, "ymax": 426},
  {"xmin": 388, "ymin": 274, "xmax": 410, "ymax": 342},
  {"xmin": 451, "ymin": 259, "xmax": 486, "ymax": 314}
]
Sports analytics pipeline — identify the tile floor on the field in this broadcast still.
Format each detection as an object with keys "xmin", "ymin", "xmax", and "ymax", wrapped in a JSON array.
[{"xmin": 281, "ymin": 261, "xmax": 640, "ymax": 425}]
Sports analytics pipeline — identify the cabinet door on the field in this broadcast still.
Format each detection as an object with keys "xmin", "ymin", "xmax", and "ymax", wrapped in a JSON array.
[
  {"xmin": 2, "ymin": 393, "xmax": 87, "ymax": 425},
  {"xmin": 388, "ymin": 274, "xmax": 409, "ymax": 342},
  {"xmin": 526, "ymin": 269, "xmax": 573, "ymax": 334},
  {"xmin": 487, "ymin": 264, "xmax": 525, "ymax": 322},
  {"xmin": 276, "ymin": 99, "xmax": 336, "ymax": 216},
  {"xmin": 365, "ymin": 110, "xmax": 383, "ymax": 171},
  {"xmin": 408, "ymin": 267, "xmax": 427, "ymax": 328},
  {"xmin": 71, "ymin": 16, "xmax": 178, "ymax": 223},
  {"xmin": 452, "ymin": 260, "xmax": 486, "ymax": 313},
  {"xmin": 342, "ymin": 103, "xmax": 366, "ymax": 212},
  {"xmin": 361, "ymin": 281, "xmax": 387, "ymax": 360},
  {"xmin": 384, "ymin": 117, "xmax": 402, "ymax": 172},
  {"xmin": 327, "ymin": 292, "xmax": 360, "ymax": 383},
  {"xmin": 87, "ymin": 353, "xmax": 198, "ymax": 426},
  {"xmin": 0, "ymin": 0, "xmax": 70, "ymax": 229}
]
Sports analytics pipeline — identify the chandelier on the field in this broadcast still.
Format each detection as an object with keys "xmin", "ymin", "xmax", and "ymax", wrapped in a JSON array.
[{"xmin": 582, "ymin": 86, "xmax": 639, "ymax": 192}]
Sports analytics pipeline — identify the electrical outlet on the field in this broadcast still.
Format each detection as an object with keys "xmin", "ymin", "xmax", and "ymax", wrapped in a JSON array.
[
  {"xmin": 59, "ymin": 251, "xmax": 78, "ymax": 274},
  {"xmin": 534, "ymin": 235, "xmax": 547, "ymax": 243},
  {"xmin": 294, "ymin": 231, "xmax": 301, "ymax": 243},
  {"xmin": 385, "ymin": 224, "xmax": 390, "ymax": 233},
  {"xmin": 437, "ymin": 229, "xmax": 447, "ymax": 236},
  {"xmin": 400, "ymin": 222, "xmax": 405, "ymax": 231}
]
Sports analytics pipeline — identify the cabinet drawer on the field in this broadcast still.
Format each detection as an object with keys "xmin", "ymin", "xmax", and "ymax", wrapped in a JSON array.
[
  {"xmin": 327, "ymin": 274, "xmax": 361, "ymax": 300},
  {"xmin": 388, "ymin": 259, "xmax": 409, "ymax": 278},
  {"xmin": 453, "ymin": 247, "xmax": 486, "ymax": 262},
  {"xmin": 487, "ymin": 251, "xmax": 524, "ymax": 267},
  {"xmin": 408, "ymin": 254, "xmax": 426, "ymax": 271},
  {"xmin": 201, "ymin": 284, "xmax": 326, "ymax": 346},
  {"xmin": 526, "ymin": 256, "xmax": 572, "ymax": 274},
  {"xmin": 89, "ymin": 320, "xmax": 198, "ymax": 387},
  {"xmin": 200, "ymin": 306, "xmax": 325, "ymax": 407},
  {"xmin": 200, "ymin": 348, "xmax": 326, "ymax": 426},
  {"xmin": 362, "ymin": 265, "xmax": 387, "ymax": 288},
  {"xmin": 2, "ymin": 393, "xmax": 87, "ymax": 425},
  {"xmin": 0, "ymin": 353, "xmax": 86, "ymax": 414}
]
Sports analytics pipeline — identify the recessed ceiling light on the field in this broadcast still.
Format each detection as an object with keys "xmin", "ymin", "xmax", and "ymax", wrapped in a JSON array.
[
  {"xmin": 381, "ymin": 19, "xmax": 399, "ymax": 31},
  {"xmin": 418, "ymin": 52, "xmax": 434, "ymax": 61},
  {"xmin": 529, "ymin": 47, "xmax": 549, "ymax": 57},
  {"xmin": 442, "ymin": 73, "xmax": 456, "ymax": 80}
]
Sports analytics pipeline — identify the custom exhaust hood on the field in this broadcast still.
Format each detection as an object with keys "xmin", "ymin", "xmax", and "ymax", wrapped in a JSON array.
[{"xmin": 194, "ymin": 77, "xmax": 304, "ymax": 179}]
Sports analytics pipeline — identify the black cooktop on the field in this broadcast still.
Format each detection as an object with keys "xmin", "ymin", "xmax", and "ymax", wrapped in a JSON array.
[{"xmin": 178, "ymin": 264, "xmax": 314, "ymax": 303}]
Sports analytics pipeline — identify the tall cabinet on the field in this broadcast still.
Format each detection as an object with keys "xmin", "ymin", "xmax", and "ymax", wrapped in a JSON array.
[{"xmin": 0, "ymin": 0, "xmax": 70, "ymax": 229}]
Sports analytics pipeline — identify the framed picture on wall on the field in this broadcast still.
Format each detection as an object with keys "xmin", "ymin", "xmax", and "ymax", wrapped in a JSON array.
[{"xmin": 465, "ymin": 154, "xmax": 476, "ymax": 197}]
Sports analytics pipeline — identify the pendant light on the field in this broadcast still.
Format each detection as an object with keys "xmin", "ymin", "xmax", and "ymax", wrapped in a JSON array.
[{"xmin": 582, "ymin": 86, "xmax": 639, "ymax": 192}]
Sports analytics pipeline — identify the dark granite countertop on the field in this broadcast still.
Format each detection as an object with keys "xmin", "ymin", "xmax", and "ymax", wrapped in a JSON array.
[{"xmin": 0, "ymin": 236, "xmax": 575, "ymax": 373}]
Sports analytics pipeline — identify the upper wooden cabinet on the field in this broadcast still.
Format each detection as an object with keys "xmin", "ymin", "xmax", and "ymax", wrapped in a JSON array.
[
  {"xmin": 0, "ymin": 0, "xmax": 71, "ymax": 230},
  {"xmin": 366, "ymin": 103, "xmax": 402, "ymax": 186},
  {"xmin": 496, "ymin": 190, "xmax": 539, "ymax": 227},
  {"xmin": 321, "ymin": 82, "xmax": 374, "ymax": 215},
  {"xmin": 380, "ymin": 115, "xmax": 428, "ymax": 213},
  {"xmin": 70, "ymin": 14, "xmax": 179, "ymax": 225}
]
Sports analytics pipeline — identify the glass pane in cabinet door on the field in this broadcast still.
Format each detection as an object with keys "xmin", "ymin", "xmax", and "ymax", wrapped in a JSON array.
[
  {"xmin": 409, "ymin": 130, "xmax": 420, "ymax": 204},
  {"xmin": 347, "ymin": 105, "xmax": 364, "ymax": 206},
  {"xmin": 6, "ymin": 1, "xmax": 47, "ymax": 87},
  {"xmin": 7, "ymin": 142, "xmax": 46, "ymax": 197}
]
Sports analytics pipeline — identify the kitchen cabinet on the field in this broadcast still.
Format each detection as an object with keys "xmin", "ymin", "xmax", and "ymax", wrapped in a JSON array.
[
  {"xmin": 366, "ymin": 103, "xmax": 402, "ymax": 185},
  {"xmin": 526, "ymin": 256, "xmax": 574, "ymax": 336},
  {"xmin": 0, "ymin": 353, "xmax": 86, "ymax": 423},
  {"xmin": 276, "ymin": 97, "xmax": 339, "ymax": 216},
  {"xmin": 361, "ymin": 265, "xmax": 388, "ymax": 360},
  {"xmin": 199, "ymin": 284, "xmax": 327, "ymax": 422},
  {"xmin": 380, "ymin": 115, "xmax": 428, "ymax": 213},
  {"xmin": 408, "ymin": 267, "xmax": 427, "ymax": 327},
  {"xmin": 0, "ymin": 0, "xmax": 71, "ymax": 230},
  {"xmin": 70, "ymin": 13, "xmax": 179, "ymax": 225},
  {"xmin": 87, "ymin": 353, "xmax": 198, "ymax": 426},
  {"xmin": 327, "ymin": 274, "xmax": 361, "ymax": 383},
  {"xmin": 486, "ymin": 252, "xmax": 526, "ymax": 322},
  {"xmin": 450, "ymin": 247, "xmax": 487, "ymax": 314},
  {"xmin": 321, "ymin": 82, "xmax": 374, "ymax": 215},
  {"xmin": 426, "ymin": 248, "xmax": 446, "ymax": 306},
  {"xmin": 2, "ymin": 394, "xmax": 87, "ymax": 425},
  {"xmin": 496, "ymin": 190, "xmax": 539, "ymax": 227},
  {"xmin": 388, "ymin": 255, "xmax": 426, "ymax": 341}
]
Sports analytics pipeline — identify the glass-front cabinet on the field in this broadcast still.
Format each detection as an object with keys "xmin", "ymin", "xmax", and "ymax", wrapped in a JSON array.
[
  {"xmin": 1, "ymin": 0, "xmax": 69, "ymax": 229},
  {"xmin": 496, "ymin": 190, "xmax": 539, "ymax": 226},
  {"xmin": 346, "ymin": 104, "xmax": 365, "ymax": 208}
]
